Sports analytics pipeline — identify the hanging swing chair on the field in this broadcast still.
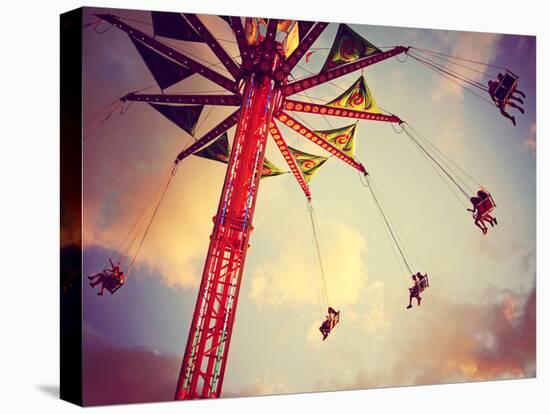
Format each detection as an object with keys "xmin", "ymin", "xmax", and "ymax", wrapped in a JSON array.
[
  {"xmin": 472, "ymin": 191, "xmax": 497, "ymax": 219},
  {"xmin": 407, "ymin": 272, "xmax": 430, "ymax": 309},
  {"xmin": 319, "ymin": 306, "xmax": 340, "ymax": 341},
  {"xmin": 88, "ymin": 258, "xmax": 126, "ymax": 296},
  {"xmin": 493, "ymin": 71, "xmax": 520, "ymax": 106}
]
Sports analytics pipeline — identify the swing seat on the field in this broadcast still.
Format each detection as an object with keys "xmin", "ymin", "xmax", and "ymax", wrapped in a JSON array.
[
  {"xmin": 103, "ymin": 277, "xmax": 119, "ymax": 290},
  {"xmin": 320, "ymin": 309, "xmax": 340, "ymax": 334},
  {"xmin": 475, "ymin": 193, "xmax": 496, "ymax": 218},
  {"xmin": 494, "ymin": 72, "xmax": 519, "ymax": 105},
  {"xmin": 328, "ymin": 310, "xmax": 340, "ymax": 330},
  {"xmin": 417, "ymin": 275, "xmax": 429, "ymax": 292},
  {"xmin": 410, "ymin": 275, "xmax": 429, "ymax": 296}
]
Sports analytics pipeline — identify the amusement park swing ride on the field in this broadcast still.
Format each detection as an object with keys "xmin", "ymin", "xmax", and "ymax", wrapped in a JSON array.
[{"xmin": 84, "ymin": 12, "xmax": 524, "ymax": 400}]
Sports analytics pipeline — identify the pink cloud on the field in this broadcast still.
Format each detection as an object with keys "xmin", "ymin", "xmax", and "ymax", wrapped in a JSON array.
[
  {"xmin": 82, "ymin": 325, "xmax": 181, "ymax": 406},
  {"xmin": 314, "ymin": 287, "xmax": 535, "ymax": 390}
]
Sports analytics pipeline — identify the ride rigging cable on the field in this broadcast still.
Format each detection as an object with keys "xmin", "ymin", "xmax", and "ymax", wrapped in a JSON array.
[
  {"xmin": 402, "ymin": 123, "xmax": 470, "ymax": 199},
  {"xmin": 409, "ymin": 48, "xmax": 493, "ymax": 79},
  {"xmin": 359, "ymin": 174, "xmax": 414, "ymax": 276},
  {"xmin": 399, "ymin": 122, "xmax": 483, "ymax": 210},
  {"xmin": 408, "ymin": 46, "xmax": 508, "ymax": 72},
  {"xmin": 404, "ymin": 49, "xmax": 496, "ymax": 106},
  {"xmin": 115, "ymin": 163, "xmax": 179, "ymax": 277},
  {"xmin": 307, "ymin": 200, "xmax": 330, "ymax": 308},
  {"xmin": 409, "ymin": 51, "xmax": 488, "ymax": 90}
]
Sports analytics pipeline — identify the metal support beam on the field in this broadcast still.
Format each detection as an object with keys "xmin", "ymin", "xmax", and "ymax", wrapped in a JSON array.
[
  {"xmin": 275, "ymin": 111, "xmax": 367, "ymax": 174},
  {"xmin": 282, "ymin": 46, "xmax": 408, "ymax": 96},
  {"xmin": 176, "ymin": 110, "xmax": 240, "ymax": 162},
  {"xmin": 268, "ymin": 121, "xmax": 311, "ymax": 199},
  {"xmin": 283, "ymin": 99, "xmax": 401, "ymax": 123},
  {"xmin": 184, "ymin": 14, "xmax": 242, "ymax": 80},
  {"xmin": 229, "ymin": 17, "xmax": 253, "ymax": 72},
  {"xmin": 96, "ymin": 13, "xmax": 238, "ymax": 92},
  {"xmin": 121, "ymin": 93, "xmax": 241, "ymax": 106},
  {"xmin": 273, "ymin": 22, "xmax": 329, "ymax": 82},
  {"xmin": 257, "ymin": 19, "xmax": 279, "ymax": 74}
]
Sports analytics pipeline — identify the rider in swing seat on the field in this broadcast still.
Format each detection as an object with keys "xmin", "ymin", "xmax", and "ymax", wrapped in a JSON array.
[
  {"xmin": 88, "ymin": 259, "xmax": 125, "ymax": 295},
  {"xmin": 407, "ymin": 273, "xmax": 427, "ymax": 309},
  {"xmin": 468, "ymin": 189, "xmax": 497, "ymax": 234},
  {"xmin": 488, "ymin": 73, "xmax": 525, "ymax": 126},
  {"xmin": 319, "ymin": 307, "xmax": 340, "ymax": 341},
  {"xmin": 476, "ymin": 189, "xmax": 497, "ymax": 227},
  {"xmin": 468, "ymin": 195, "xmax": 488, "ymax": 235}
]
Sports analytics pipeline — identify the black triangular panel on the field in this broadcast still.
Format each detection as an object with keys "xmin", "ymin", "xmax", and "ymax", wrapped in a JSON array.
[
  {"xmin": 298, "ymin": 21, "xmax": 315, "ymax": 41},
  {"xmin": 151, "ymin": 11, "xmax": 203, "ymax": 42},
  {"xmin": 130, "ymin": 36, "xmax": 193, "ymax": 90},
  {"xmin": 219, "ymin": 16, "xmax": 233, "ymax": 27},
  {"xmin": 149, "ymin": 104, "xmax": 204, "ymax": 136},
  {"xmin": 194, "ymin": 132, "xmax": 230, "ymax": 164}
]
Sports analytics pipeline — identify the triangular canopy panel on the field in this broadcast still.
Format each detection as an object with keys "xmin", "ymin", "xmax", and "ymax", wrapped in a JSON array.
[
  {"xmin": 219, "ymin": 16, "xmax": 233, "ymax": 27},
  {"xmin": 261, "ymin": 157, "xmax": 289, "ymax": 178},
  {"xmin": 151, "ymin": 11, "xmax": 203, "ymax": 42},
  {"xmin": 326, "ymin": 75, "xmax": 380, "ymax": 113},
  {"xmin": 130, "ymin": 36, "xmax": 193, "ymax": 90},
  {"xmin": 315, "ymin": 123, "xmax": 357, "ymax": 157},
  {"xmin": 287, "ymin": 147, "xmax": 329, "ymax": 183},
  {"xmin": 149, "ymin": 104, "xmax": 203, "ymax": 135},
  {"xmin": 297, "ymin": 21, "xmax": 315, "ymax": 42},
  {"xmin": 193, "ymin": 132, "xmax": 230, "ymax": 163},
  {"xmin": 322, "ymin": 24, "xmax": 381, "ymax": 71}
]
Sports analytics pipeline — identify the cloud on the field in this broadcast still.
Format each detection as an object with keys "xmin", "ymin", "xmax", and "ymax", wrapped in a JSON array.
[
  {"xmin": 82, "ymin": 324, "xmax": 181, "ymax": 406},
  {"xmin": 523, "ymin": 122, "xmax": 536, "ymax": 158},
  {"xmin": 397, "ymin": 287, "xmax": 536, "ymax": 384},
  {"xmin": 430, "ymin": 32, "xmax": 502, "ymax": 105},
  {"xmin": 306, "ymin": 319, "xmax": 324, "ymax": 346},
  {"xmin": 224, "ymin": 371, "xmax": 292, "ymax": 398},
  {"xmin": 477, "ymin": 237, "xmax": 527, "ymax": 262},
  {"xmin": 363, "ymin": 281, "xmax": 392, "ymax": 335},
  {"xmin": 315, "ymin": 286, "xmax": 535, "ymax": 391},
  {"xmin": 249, "ymin": 220, "xmax": 368, "ymax": 307}
]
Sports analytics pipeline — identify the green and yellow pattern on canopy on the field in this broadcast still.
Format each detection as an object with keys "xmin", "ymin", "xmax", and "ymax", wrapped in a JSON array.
[
  {"xmin": 287, "ymin": 147, "xmax": 329, "ymax": 183},
  {"xmin": 322, "ymin": 24, "xmax": 381, "ymax": 72},
  {"xmin": 193, "ymin": 132, "xmax": 230, "ymax": 164},
  {"xmin": 327, "ymin": 76, "xmax": 380, "ymax": 113},
  {"xmin": 261, "ymin": 157, "xmax": 289, "ymax": 178},
  {"xmin": 315, "ymin": 123, "xmax": 358, "ymax": 158}
]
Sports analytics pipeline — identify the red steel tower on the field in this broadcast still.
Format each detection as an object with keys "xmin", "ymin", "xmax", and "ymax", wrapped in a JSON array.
[{"xmin": 175, "ymin": 72, "xmax": 282, "ymax": 399}]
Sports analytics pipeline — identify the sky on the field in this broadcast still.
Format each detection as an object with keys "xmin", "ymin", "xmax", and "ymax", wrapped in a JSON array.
[{"xmin": 80, "ymin": 7, "xmax": 536, "ymax": 406}]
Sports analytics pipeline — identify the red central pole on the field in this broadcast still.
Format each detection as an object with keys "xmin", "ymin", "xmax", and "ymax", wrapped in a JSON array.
[{"xmin": 175, "ymin": 71, "xmax": 281, "ymax": 399}]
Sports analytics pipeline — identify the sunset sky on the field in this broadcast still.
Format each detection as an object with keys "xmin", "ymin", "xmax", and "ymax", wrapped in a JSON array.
[{"xmin": 81, "ymin": 7, "xmax": 535, "ymax": 405}]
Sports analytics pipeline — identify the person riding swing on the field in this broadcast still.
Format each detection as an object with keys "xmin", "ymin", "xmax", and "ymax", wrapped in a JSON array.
[
  {"xmin": 468, "ymin": 189, "xmax": 497, "ymax": 235},
  {"xmin": 407, "ymin": 272, "xmax": 427, "ymax": 309},
  {"xmin": 319, "ymin": 307, "xmax": 340, "ymax": 341},
  {"xmin": 476, "ymin": 189, "xmax": 497, "ymax": 228},
  {"xmin": 488, "ymin": 73, "xmax": 525, "ymax": 126},
  {"xmin": 88, "ymin": 258, "xmax": 126, "ymax": 295},
  {"xmin": 468, "ymin": 194, "xmax": 488, "ymax": 235}
]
